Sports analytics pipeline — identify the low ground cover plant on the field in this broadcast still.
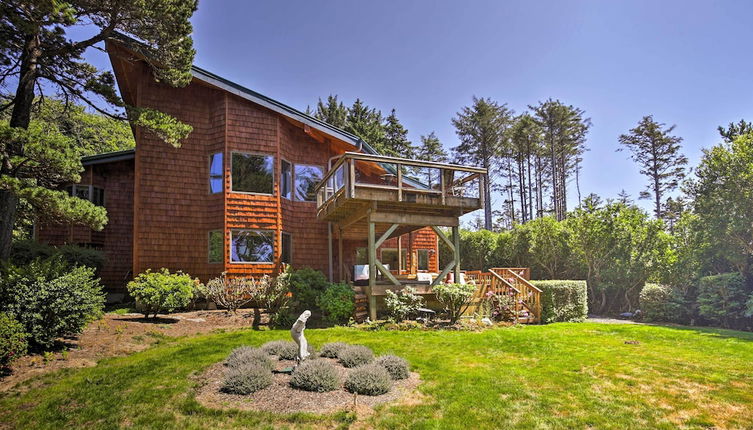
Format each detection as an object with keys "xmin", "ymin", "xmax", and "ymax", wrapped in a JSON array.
[
  {"xmin": 432, "ymin": 283, "xmax": 476, "ymax": 324},
  {"xmin": 289, "ymin": 359, "xmax": 340, "ymax": 392},
  {"xmin": 127, "ymin": 268, "xmax": 198, "ymax": 319},
  {"xmin": 344, "ymin": 363, "xmax": 392, "ymax": 395},
  {"xmin": 319, "ymin": 342, "xmax": 347, "ymax": 358},
  {"xmin": 261, "ymin": 340, "xmax": 299, "ymax": 360},
  {"xmin": 221, "ymin": 362, "xmax": 273, "ymax": 395},
  {"xmin": 0, "ymin": 257, "xmax": 104, "ymax": 349},
  {"xmin": 374, "ymin": 354, "xmax": 409, "ymax": 380},
  {"xmin": 338, "ymin": 344, "xmax": 374, "ymax": 368},
  {"xmin": 225, "ymin": 346, "xmax": 274, "ymax": 370}
]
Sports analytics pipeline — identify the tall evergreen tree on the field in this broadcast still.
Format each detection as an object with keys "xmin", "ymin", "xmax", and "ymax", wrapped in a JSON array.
[
  {"xmin": 0, "ymin": 0, "xmax": 197, "ymax": 259},
  {"xmin": 618, "ymin": 115, "xmax": 687, "ymax": 219},
  {"xmin": 509, "ymin": 114, "xmax": 543, "ymax": 223},
  {"xmin": 718, "ymin": 119, "xmax": 752, "ymax": 143},
  {"xmin": 530, "ymin": 99, "xmax": 590, "ymax": 221},
  {"xmin": 451, "ymin": 97, "xmax": 514, "ymax": 230},
  {"xmin": 311, "ymin": 95, "xmax": 348, "ymax": 128},
  {"xmin": 382, "ymin": 108, "xmax": 414, "ymax": 158},
  {"xmin": 344, "ymin": 98, "xmax": 385, "ymax": 151},
  {"xmin": 416, "ymin": 131, "xmax": 447, "ymax": 187}
]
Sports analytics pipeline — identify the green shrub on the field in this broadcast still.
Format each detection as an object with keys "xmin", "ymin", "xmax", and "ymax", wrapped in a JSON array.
[
  {"xmin": 0, "ymin": 258, "xmax": 104, "ymax": 349},
  {"xmin": 432, "ymin": 283, "xmax": 476, "ymax": 324},
  {"xmin": 126, "ymin": 268, "xmax": 197, "ymax": 318},
  {"xmin": 258, "ymin": 265, "xmax": 292, "ymax": 326},
  {"xmin": 344, "ymin": 363, "xmax": 392, "ymax": 395},
  {"xmin": 288, "ymin": 267, "xmax": 329, "ymax": 313},
  {"xmin": 260, "ymin": 340, "xmax": 313, "ymax": 360},
  {"xmin": 220, "ymin": 362, "xmax": 273, "ymax": 395},
  {"xmin": 338, "ymin": 345, "xmax": 373, "ymax": 368},
  {"xmin": 317, "ymin": 283, "xmax": 355, "ymax": 324},
  {"xmin": 698, "ymin": 273, "xmax": 749, "ymax": 329},
  {"xmin": 10, "ymin": 240, "xmax": 104, "ymax": 270},
  {"xmin": 384, "ymin": 287, "xmax": 423, "ymax": 322},
  {"xmin": 225, "ymin": 346, "xmax": 274, "ymax": 370},
  {"xmin": 290, "ymin": 359, "xmax": 340, "ymax": 392},
  {"xmin": 374, "ymin": 355, "xmax": 409, "ymax": 380},
  {"xmin": 0, "ymin": 312, "xmax": 28, "ymax": 368},
  {"xmin": 531, "ymin": 280, "xmax": 588, "ymax": 323},
  {"xmin": 639, "ymin": 283, "xmax": 684, "ymax": 322},
  {"xmin": 319, "ymin": 342, "xmax": 348, "ymax": 358}
]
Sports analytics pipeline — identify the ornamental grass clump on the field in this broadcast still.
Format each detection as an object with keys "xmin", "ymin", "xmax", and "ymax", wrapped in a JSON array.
[
  {"xmin": 289, "ymin": 359, "xmax": 340, "ymax": 392},
  {"xmin": 338, "ymin": 345, "xmax": 373, "ymax": 368},
  {"xmin": 225, "ymin": 346, "xmax": 274, "ymax": 370},
  {"xmin": 220, "ymin": 362, "xmax": 273, "ymax": 395},
  {"xmin": 374, "ymin": 354, "xmax": 410, "ymax": 380},
  {"xmin": 344, "ymin": 363, "xmax": 392, "ymax": 396},
  {"xmin": 319, "ymin": 342, "xmax": 348, "ymax": 358}
]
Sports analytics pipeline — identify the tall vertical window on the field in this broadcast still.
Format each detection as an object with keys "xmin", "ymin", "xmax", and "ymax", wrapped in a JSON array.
[
  {"xmin": 209, "ymin": 153, "xmax": 223, "ymax": 194},
  {"xmin": 230, "ymin": 229, "xmax": 274, "ymax": 263},
  {"xmin": 280, "ymin": 160, "xmax": 292, "ymax": 200},
  {"xmin": 294, "ymin": 165, "xmax": 323, "ymax": 202},
  {"xmin": 281, "ymin": 232, "xmax": 292, "ymax": 264},
  {"xmin": 231, "ymin": 153, "xmax": 274, "ymax": 194},
  {"xmin": 208, "ymin": 230, "xmax": 223, "ymax": 263},
  {"xmin": 417, "ymin": 249, "xmax": 429, "ymax": 271}
]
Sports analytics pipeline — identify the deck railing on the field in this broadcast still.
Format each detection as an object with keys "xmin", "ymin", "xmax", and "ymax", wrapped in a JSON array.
[
  {"xmin": 314, "ymin": 152, "xmax": 487, "ymax": 212},
  {"xmin": 465, "ymin": 268, "xmax": 542, "ymax": 323}
]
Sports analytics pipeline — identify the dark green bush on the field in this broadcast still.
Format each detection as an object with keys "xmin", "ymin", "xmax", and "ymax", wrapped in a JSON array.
[
  {"xmin": 10, "ymin": 240, "xmax": 105, "ymax": 270},
  {"xmin": 225, "ymin": 346, "xmax": 274, "ymax": 370},
  {"xmin": 0, "ymin": 312, "xmax": 28, "ymax": 368},
  {"xmin": 319, "ymin": 342, "xmax": 348, "ymax": 358},
  {"xmin": 338, "ymin": 345, "xmax": 374, "ymax": 368},
  {"xmin": 374, "ymin": 355, "xmax": 409, "ymax": 380},
  {"xmin": 0, "ymin": 258, "xmax": 104, "ymax": 349},
  {"xmin": 317, "ymin": 283, "xmax": 355, "ymax": 324},
  {"xmin": 221, "ymin": 362, "xmax": 273, "ymax": 395},
  {"xmin": 698, "ymin": 273, "xmax": 749, "ymax": 329},
  {"xmin": 288, "ymin": 267, "xmax": 329, "ymax": 313},
  {"xmin": 290, "ymin": 359, "xmax": 340, "ymax": 392},
  {"xmin": 126, "ymin": 268, "xmax": 197, "ymax": 318},
  {"xmin": 639, "ymin": 283, "xmax": 684, "ymax": 322},
  {"xmin": 531, "ymin": 280, "xmax": 588, "ymax": 323},
  {"xmin": 344, "ymin": 363, "xmax": 392, "ymax": 395}
]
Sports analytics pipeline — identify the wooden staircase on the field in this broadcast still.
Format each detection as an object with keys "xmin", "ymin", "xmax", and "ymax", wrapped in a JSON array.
[{"xmin": 465, "ymin": 267, "xmax": 542, "ymax": 323}]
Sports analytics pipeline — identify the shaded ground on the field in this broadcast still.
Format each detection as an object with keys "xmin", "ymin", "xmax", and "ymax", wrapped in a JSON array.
[{"xmin": 0, "ymin": 309, "xmax": 259, "ymax": 392}]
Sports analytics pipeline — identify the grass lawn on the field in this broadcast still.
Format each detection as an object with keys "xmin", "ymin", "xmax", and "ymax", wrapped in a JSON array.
[{"xmin": 2, "ymin": 322, "xmax": 753, "ymax": 429}]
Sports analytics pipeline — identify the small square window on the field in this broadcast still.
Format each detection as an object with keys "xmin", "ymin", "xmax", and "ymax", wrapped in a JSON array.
[
  {"xmin": 208, "ymin": 230, "xmax": 223, "ymax": 263},
  {"xmin": 231, "ymin": 229, "xmax": 274, "ymax": 263},
  {"xmin": 281, "ymin": 160, "xmax": 292, "ymax": 200},
  {"xmin": 232, "ymin": 153, "xmax": 274, "ymax": 194},
  {"xmin": 294, "ymin": 165, "xmax": 323, "ymax": 202},
  {"xmin": 281, "ymin": 232, "xmax": 292, "ymax": 264},
  {"xmin": 209, "ymin": 153, "xmax": 223, "ymax": 194}
]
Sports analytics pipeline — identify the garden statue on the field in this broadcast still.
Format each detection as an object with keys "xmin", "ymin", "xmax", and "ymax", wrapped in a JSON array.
[{"xmin": 291, "ymin": 310, "xmax": 312, "ymax": 364}]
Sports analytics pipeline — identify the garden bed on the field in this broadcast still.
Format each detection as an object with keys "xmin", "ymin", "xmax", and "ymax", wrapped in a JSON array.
[{"xmin": 194, "ymin": 358, "xmax": 420, "ymax": 414}]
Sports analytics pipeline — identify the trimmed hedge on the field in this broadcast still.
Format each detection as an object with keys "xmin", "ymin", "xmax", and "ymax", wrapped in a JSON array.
[
  {"xmin": 639, "ymin": 283, "xmax": 684, "ymax": 323},
  {"xmin": 698, "ymin": 272, "xmax": 749, "ymax": 329},
  {"xmin": 10, "ymin": 240, "xmax": 105, "ymax": 270},
  {"xmin": 531, "ymin": 280, "xmax": 588, "ymax": 323}
]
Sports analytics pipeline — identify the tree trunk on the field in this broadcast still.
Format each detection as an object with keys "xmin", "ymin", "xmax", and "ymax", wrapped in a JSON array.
[{"xmin": 0, "ymin": 31, "xmax": 41, "ymax": 260}]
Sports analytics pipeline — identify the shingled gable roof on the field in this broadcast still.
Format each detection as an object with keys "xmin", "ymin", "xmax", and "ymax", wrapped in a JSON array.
[{"xmin": 106, "ymin": 32, "xmax": 379, "ymax": 156}]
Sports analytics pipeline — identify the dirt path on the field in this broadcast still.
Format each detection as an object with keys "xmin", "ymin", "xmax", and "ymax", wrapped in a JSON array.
[{"xmin": 1, "ymin": 310, "xmax": 260, "ymax": 392}]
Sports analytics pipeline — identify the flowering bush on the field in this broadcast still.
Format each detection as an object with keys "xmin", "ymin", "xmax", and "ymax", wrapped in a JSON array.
[
  {"xmin": 384, "ymin": 287, "xmax": 423, "ymax": 322},
  {"xmin": 432, "ymin": 283, "xmax": 476, "ymax": 323},
  {"xmin": 482, "ymin": 290, "xmax": 517, "ymax": 322}
]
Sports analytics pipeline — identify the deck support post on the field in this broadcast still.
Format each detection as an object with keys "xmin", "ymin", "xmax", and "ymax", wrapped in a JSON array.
[
  {"xmin": 327, "ymin": 222, "xmax": 333, "ymax": 282},
  {"xmin": 452, "ymin": 225, "xmax": 461, "ymax": 283},
  {"xmin": 368, "ymin": 220, "xmax": 377, "ymax": 321},
  {"xmin": 337, "ymin": 227, "xmax": 343, "ymax": 282}
]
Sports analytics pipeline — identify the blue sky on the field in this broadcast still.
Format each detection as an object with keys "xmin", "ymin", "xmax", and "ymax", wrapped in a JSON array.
[{"xmin": 97, "ymin": 1, "xmax": 753, "ymax": 212}]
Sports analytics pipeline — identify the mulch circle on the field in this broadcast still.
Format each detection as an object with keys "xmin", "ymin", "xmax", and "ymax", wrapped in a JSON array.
[{"xmin": 193, "ymin": 357, "xmax": 421, "ymax": 414}]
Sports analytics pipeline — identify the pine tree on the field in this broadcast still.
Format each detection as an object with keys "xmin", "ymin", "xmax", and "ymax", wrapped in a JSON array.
[
  {"xmin": 345, "ymin": 99, "xmax": 385, "ymax": 151},
  {"xmin": 416, "ymin": 132, "xmax": 447, "ymax": 187},
  {"xmin": 312, "ymin": 95, "xmax": 348, "ymax": 128},
  {"xmin": 530, "ymin": 99, "xmax": 590, "ymax": 221},
  {"xmin": 718, "ymin": 119, "xmax": 753, "ymax": 143},
  {"xmin": 451, "ymin": 97, "xmax": 514, "ymax": 230},
  {"xmin": 382, "ymin": 108, "xmax": 414, "ymax": 158},
  {"xmin": 618, "ymin": 115, "xmax": 687, "ymax": 219},
  {"xmin": 509, "ymin": 114, "xmax": 543, "ymax": 223}
]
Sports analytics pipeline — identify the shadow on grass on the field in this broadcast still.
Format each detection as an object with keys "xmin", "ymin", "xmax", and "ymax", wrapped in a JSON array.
[
  {"xmin": 117, "ymin": 316, "xmax": 180, "ymax": 325},
  {"xmin": 642, "ymin": 321, "xmax": 753, "ymax": 342}
]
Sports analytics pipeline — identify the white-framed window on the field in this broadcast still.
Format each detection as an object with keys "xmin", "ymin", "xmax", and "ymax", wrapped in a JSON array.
[
  {"xmin": 281, "ymin": 232, "xmax": 292, "ymax": 264},
  {"xmin": 231, "ymin": 152, "xmax": 274, "ymax": 194},
  {"xmin": 209, "ymin": 152, "xmax": 223, "ymax": 194},
  {"xmin": 294, "ymin": 164, "xmax": 324, "ymax": 202},
  {"xmin": 280, "ymin": 159, "xmax": 292, "ymax": 200},
  {"xmin": 208, "ymin": 230, "xmax": 223, "ymax": 263},
  {"xmin": 230, "ymin": 229, "xmax": 275, "ymax": 263},
  {"xmin": 66, "ymin": 185, "xmax": 105, "ymax": 206}
]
